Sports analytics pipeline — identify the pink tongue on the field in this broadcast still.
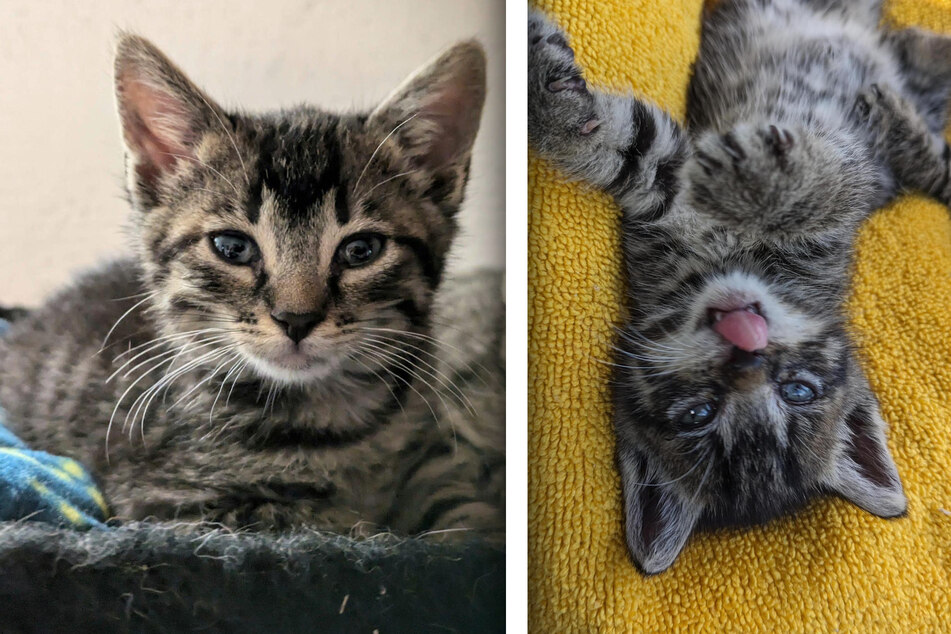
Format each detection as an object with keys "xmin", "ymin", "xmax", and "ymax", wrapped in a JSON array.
[{"xmin": 713, "ymin": 310, "xmax": 769, "ymax": 352}]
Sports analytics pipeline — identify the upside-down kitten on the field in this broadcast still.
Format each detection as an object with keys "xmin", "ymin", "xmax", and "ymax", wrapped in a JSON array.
[
  {"xmin": 528, "ymin": 0, "xmax": 951, "ymax": 573},
  {"xmin": 0, "ymin": 34, "xmax": 504, "ymax": 537}
]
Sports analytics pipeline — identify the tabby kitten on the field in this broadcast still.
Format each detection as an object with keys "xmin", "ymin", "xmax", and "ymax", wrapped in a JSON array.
[
  {"xmin": 529, "ymin": 0, "xmax": 951, "ymax": 573},
  {"xmin": 0, "ymin": 33, "xmax": 504, "ymax": 536}
]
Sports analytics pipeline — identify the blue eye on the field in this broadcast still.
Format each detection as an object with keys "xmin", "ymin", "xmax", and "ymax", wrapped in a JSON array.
[
  {"xmin": 337, "ymin": 234, "xmax": 384, "ymax": 268},
  {"xmin": 211, "ymin": 232, "xmax": 258, "ymax": 265},
  {"xmin": 679, "ymin": 401, "xmax": 717, "ymax": 426},
  {"xmin": 779, "ymin": 381, "xmax": 817, "ymax": 404}
]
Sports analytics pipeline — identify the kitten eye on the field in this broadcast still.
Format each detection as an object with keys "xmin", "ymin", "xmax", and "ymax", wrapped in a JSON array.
[
  {"xmin": 337, "ymin": 234, "xmax": 384, "ymax": 268},
  {"xmin": 779, "ymin": 381, "xmax": 817, "ymax": 404},
  {"xmin": 679, "ymin": 401, "xmax": 717, "ymax": 426},
  {"xmin": 210, "ymin": 232, "xmax": 258, "ymax": 265}
]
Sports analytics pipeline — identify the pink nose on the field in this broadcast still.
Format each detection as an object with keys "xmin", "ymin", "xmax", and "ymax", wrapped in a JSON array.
[{"xmin": 712, "ymin": 309, "xmax": 768, "ymax": 351}]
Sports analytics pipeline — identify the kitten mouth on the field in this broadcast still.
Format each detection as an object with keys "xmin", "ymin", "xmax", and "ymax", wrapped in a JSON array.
[{"xmin": 707, "ymin": 303, "xmax": 768, "ymax": 352}]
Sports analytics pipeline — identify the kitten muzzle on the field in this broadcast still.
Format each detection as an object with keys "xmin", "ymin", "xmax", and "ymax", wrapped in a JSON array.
[{"xmin": 710, "ymin": 305, "xmax": 768, "ymax": 352}]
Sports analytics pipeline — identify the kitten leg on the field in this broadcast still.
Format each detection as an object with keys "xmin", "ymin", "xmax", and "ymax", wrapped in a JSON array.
[
  {"xmin": 856, "ymin": 84, "xmax": 951, "ymax": 204},
  {"xmin": 887, "ymin": 28, "xmax": 951, "ymax": 132},
  {"xmin": 797, "ymin": 0, "xmax": 883, "ymax": 25},
  {"xmin": 889, "ymin": 28, "xmax": 951, "ymax": 80},
  {"xmin": 528, "ymin": 9, "xmax": 689, "ymax": 219}
]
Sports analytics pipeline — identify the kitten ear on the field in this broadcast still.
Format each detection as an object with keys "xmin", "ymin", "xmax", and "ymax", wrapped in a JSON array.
[
  {"xmin": 369, "ymin": 40, "xmax": 486, "ymax": 172},
  {"xmin": 114, "ymin": 33, "xmax": 224, "ymax": 206},
  {"xmin": 824, "ymin": 400, "xmax": 907, "ymax": 518},
  {"xmin": 618, "ymin": 445, "xmax": 703, "ymax": 575}
]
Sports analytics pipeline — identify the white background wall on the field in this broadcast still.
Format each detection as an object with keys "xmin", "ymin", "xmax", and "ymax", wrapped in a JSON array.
[{"xmin": 0, "ymin": 0, "xmax": 505, "ymax": 306}]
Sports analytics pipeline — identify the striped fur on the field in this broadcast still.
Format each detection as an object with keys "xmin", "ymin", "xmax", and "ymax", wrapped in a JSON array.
[
  {"xmin": 527, "ymin": 0, "xmax": 950, "ymax": 573},
  {"xmin": 0, "ymin": 34, "xmax": 503, "ymax": 538}
]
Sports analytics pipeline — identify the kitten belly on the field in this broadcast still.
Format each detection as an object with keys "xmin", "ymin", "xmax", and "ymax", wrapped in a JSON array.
[{"xmin": 692, "ymin": 2, "xmax": 904, "ymax": 134}]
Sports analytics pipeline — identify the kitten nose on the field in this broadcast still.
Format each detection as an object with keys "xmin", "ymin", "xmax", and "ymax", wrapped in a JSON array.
[
  {"xmin": 727, "ymin": 348, "xmax": 765, "ymax": 373},
  {"xmin": 270, "ymin": 310, "xmax": 322, "ymax": 344}
]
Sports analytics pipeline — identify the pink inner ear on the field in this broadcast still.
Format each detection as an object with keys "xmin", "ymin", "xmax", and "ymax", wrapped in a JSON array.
[
  {"xmin": 845, "ymin": 407, "xmax": 895, "ymax": 488},
  {"xmin": 119, "ymin": 78, "xmax": 194, "ymax": 176},
  {"xmin": 419, "ymin": 85, "xmax": 472, "ymax": 167}
]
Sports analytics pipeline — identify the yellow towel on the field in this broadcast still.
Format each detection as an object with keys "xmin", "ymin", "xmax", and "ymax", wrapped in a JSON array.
[{"xmin": 528, "ymin": 0, "xmax": 951, "ymax": 631}]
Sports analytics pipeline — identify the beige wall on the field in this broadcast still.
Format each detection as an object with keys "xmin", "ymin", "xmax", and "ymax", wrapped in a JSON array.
[{"xmin": 0, "ymin": 0, "xmax": 504, "ymax": 306}]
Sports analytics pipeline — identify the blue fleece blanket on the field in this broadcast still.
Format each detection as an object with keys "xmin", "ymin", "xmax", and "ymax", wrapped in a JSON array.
[{"xmin": 0, "ymin": 318, "xmax": 108, "ymax": 528}]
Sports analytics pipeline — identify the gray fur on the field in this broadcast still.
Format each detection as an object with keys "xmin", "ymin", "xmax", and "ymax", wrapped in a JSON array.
[
  {"xmin": 0, "ymin": 34, "xmax": 503, "ymax": 538},
  {"xmin": 527, "ymin": 0, "xmax": 946, "ymax": 573}
]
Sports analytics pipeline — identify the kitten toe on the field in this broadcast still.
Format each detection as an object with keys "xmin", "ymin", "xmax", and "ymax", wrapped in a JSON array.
[
  {"xmin": 764, "ymin": 125, "xmax": 795, "ymax": 156},
  {"xmin": 694, "ymin": 151, "xmax": 723, "ymax": 175},
  {"xmin": 721, "ymin": 132, "xmax": 747, "ymax": 162},
  {"xmin": 854, "ymin": 93, "xmax": 873, "ymax": 119},
  {"xmin": 545, "ymin": 32, "xmax": 574, "ymax": 55}
]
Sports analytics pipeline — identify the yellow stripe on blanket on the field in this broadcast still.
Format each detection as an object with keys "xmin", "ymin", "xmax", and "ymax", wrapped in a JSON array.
[{"xmin": 528, "ymin": 0, "xmax": 951, "ymax": 631}]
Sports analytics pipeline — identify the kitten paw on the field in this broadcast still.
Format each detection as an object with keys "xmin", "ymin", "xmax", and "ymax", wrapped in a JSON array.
[
  {"xmin": 854, "ymin": 84, "xmax": 908, "ymax": 137},
  {"xmin": 695, "ymin": 125, "xmax": 798, "ymax": 176},
  {"xmin": 528, "ymin": 10, "xmax": 599, "ymax": 144}
]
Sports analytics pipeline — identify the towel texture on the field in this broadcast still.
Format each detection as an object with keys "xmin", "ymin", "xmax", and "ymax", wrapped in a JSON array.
[
  {"xmin": 528, "ymin": 0, "xmax": 951, "ymax": 631},
  {"xmin": 0, "ymin": 409, "xmax": 108, "ymax": 529}
]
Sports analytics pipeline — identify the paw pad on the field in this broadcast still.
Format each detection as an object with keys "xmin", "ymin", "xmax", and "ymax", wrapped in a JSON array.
[
  {"xmin": 580, "ymin": 118, "xmax": 601, "ymax": 136},
  {"xmin": 547, "ymin": 76, "xmax": 586, "ymax": 93}
]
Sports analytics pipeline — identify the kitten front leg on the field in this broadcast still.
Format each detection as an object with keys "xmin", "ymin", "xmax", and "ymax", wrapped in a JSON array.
[
  {"xmin": 528, "ymin": 10, "xmax": 689, "ymax": 219},
  {"xmin": 856, "ymin": 84, "xmax": 951, "ymax": 205}
]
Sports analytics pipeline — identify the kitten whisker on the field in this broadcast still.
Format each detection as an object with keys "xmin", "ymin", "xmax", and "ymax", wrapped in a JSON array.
[
  {"xmin": 125, "ymin": 346, "xmax": 238, "ymax": 444},
  {"xmin": 111, "ymin": 327, "xmax": 231, "ymax": 362},
  {"xmin": 108, "ymin": 290, "xmax": 155, "ymax": 302},
  {"xmin": 168, "ymin": 349, "xmax": 242, "ymax": 413},
  {"xmin": 353, "ymin": 343, "xmax": 459, "ymax": 451},
  {"xmin": 345, "ymin": 352, "xmax": 408, "ymax": 421},
  {"xmin": 360, "ymin": 334, "xmax": 478, "ymax": 417},
  {"xmin": 615, "ymin": 326, "xmax": 690, "ymax": 356},
  {"xmin": 108, "ymin": 338, "xmax": 234, "ymax": 456},
  {"xmin": 225, "ymin": 360, "xmax": 250, "ymax": 408},
  {"xmin": 356, "ymin": 325, "xmax": 495, "ymax": 387},
  {"xmin": 99, "ymin": 292, "xmax": 157, "ymax": 352},
  {"xmin": 610, "ymin": 345, "xmax": 687, "ymax": 369},
  {"xmin": 364, "ymin": 168, "xmax": 422, "ymax": 197},
  {"xmin": 196, "ymin": 91, "xmax": 251, "ymax": 186},
  {"xmin": 109, "ymin": 334, "xmax": 232, "ymax": 382},
  {"xmin": 160, "ymin": 152, "xmax": 240, "ymax": 196},
  {"xmin": 690, "ymin": 454, "xmax": 715, "ymax": 505},
  {"xmin": 350, "ymin": 346, "xmax": 447, "ymax": 441},
  {"xmin": 208, "ymin": 354, "xmax": 247, "ymax": 424},
  {"xmin": 203, "ymin": 360, "xmax": 252, "ymax": 444},
  {"xmin": 354, "ymin": 112, "xmax": 420, "ymax": 195},
  {"xmin": 626, "ymin": 452, "xmax": 707, "ymax": 488}
]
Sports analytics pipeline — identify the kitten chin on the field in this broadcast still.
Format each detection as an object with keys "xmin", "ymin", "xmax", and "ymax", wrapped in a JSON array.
[{"xmin": 240, "ymin": 347, "xmax": 348, "ymax": 386}]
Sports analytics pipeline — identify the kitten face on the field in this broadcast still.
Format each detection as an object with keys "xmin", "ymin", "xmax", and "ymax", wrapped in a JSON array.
[
  {"xmin": 113, "ymin": 34, "xmax": 485, "ymax": 386},
  {"xmin": 614, "ymin": 270, "xmax": 906, "ymax": 574}
]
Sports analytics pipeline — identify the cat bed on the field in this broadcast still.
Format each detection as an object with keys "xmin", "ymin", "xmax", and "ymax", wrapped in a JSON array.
[
  {"xmin": 0, "ymin": 522, "xmax": 504, "ymax": 632},
  {"xmin": 529, "ymin": 0, "xmax": 951, "ymax": 631}
]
